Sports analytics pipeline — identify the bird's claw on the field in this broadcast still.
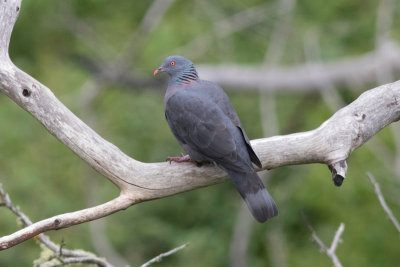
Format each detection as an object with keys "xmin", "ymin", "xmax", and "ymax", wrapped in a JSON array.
[{"xmin": 166, "ymin": 154, "xmax": 194, "ymax": 163}]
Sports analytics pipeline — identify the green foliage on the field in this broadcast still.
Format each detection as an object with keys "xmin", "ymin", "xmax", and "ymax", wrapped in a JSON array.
[{"xmin": 0, "ymin": 0, "xmax": 399, "ymax": 266}]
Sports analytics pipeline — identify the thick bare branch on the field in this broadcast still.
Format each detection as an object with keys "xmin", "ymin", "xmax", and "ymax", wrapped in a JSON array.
[
  {"xmin": 0, "ymin": 193, "xmax": 133, "ymax": 250},
  {"xmin": 1, "ymin": 0, "xmax": 400, "ymax": 249},
  {"xmin": 304, "ymin": 31, "xmax": 395, "ymax": 173}
]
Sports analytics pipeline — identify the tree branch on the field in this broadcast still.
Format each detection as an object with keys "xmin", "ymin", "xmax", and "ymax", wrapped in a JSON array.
[
  {"xmin": 367, "ymin": 172, "xmax": 400, "ymax": 233},
  {"xmin": 44, "ymin": 256, "xmax": 112, "ymax": 267},
  {"xmin": 305, "ymin": 219, "xmax": 345, "ymax": 267},
  {"xmin": 80, "ymin": 80, "xmax": 129, "ymax": 266},
  {"xmin": 140, "ymin": 243, "xmax": 189, "ymax": 267},
  {"xmin": 197, "ymin": 42, "xmax": 400, "ymax": 91},
  {"xmin": 0, "ymin": 193, "xmax": 133, "ymax": 250},
  {"xmin": 0, "ymin": 0, "xmax": 400, "ymax": 249},
  {"xmin": 0, "ymin": 183, "xmax": 114, "ymax": 267},
  {"xmin": 76, "ymin": 42, "xmax": 400, "ymax": 92},
  {"xmin": 62, "ymin": 0, "xmax": 400, "ymax": 92}
]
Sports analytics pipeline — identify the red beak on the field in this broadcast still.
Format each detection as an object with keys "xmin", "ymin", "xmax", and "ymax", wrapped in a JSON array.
[{"xmin": 154, "ymin": 67, "xmax": 162, "ymax": 76}]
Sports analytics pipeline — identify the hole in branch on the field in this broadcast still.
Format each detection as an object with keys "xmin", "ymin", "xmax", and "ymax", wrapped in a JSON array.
[
  {"xmin": 16, "ymin": 6, "xmax": 19, "ymax": 12},
  {"xmin": 22, "ymin": 89, "xmax": 31, "ymax": 97}
]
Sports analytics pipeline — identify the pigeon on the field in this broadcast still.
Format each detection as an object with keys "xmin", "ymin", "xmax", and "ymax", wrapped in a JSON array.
[{"xmin": 154, "ymin": 55, "xmax": 278, "ymax": 222}]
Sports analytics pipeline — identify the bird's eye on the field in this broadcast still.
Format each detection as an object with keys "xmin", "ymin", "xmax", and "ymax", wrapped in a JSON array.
[{"xmin": 170, "ymin": 61, "xmax": 176, "ymax": 66}]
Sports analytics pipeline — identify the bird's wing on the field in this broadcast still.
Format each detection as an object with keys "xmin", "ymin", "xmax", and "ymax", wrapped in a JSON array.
[
  {"xmin": 200, "ymin": 81, "xmax": 262, "ymax": 168},
  {"xmin": 165, "ymin": 92, "xmax": 250, "ymax": 171},
  {"xmin": 236, "ymin": 126, "xmax": 262, "ymax": 168}
]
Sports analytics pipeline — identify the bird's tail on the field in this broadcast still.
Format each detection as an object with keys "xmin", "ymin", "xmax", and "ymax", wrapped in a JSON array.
[{"xmin": 227, "ymin": 170, "xmax": 278, "ymax": 223}]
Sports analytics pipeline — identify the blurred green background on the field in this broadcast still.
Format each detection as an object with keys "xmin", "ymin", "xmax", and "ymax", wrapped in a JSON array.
[{"xmin": 0, "ymin": 0, "xmax": 400, "ymax": 266}]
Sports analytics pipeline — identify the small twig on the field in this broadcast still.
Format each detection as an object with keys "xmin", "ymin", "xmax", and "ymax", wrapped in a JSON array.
[
  {"xmin": 367, "ymin": 172, "xmax": 400, "ymax": 233},
  {"xmin": 329, "ymin": 223, "xmax": 345, "ymax": 256},
  {"xmin": 0, "ymin": 183, "xmax": 114, "ymax": 267},
  {"xmin": 304, "ymin": 218, "xmax": 328, "ymax": 252},
  {"xmin": 303, "ymin": 215, "xmax": 344, "ymax": 267},
  {"xmin": 42, "ymin": 256, "xmax": 112, "ymax": 267},
  {"xmin": 0, "ymin": 183, "xmax": 32, "ymax": 227},
  {"xmin": 140, "ymin": 243, "xmax": 189, "ymax": 267},
  {"xmin": 59, "ymin": 238, "xmax": 65, "ymax": 257}
]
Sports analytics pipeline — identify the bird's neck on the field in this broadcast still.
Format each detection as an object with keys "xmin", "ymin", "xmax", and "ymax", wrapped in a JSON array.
[{"xmin": 169, "ymin": 64, "xmax": 199, "ymax": 86}]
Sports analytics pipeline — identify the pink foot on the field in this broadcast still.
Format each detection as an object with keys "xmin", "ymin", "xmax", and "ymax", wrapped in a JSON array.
[{"xmin": 166, "ymin": 153, "xmax": 194, "ymax": 163}]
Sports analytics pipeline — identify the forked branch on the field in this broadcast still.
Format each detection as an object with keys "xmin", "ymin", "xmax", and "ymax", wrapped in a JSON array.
[{"xmin": 306, "ymin": 220, "xmax": 345, "ymax": 267}]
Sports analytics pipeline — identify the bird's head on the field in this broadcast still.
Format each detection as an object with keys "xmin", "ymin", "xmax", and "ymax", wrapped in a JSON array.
[{"xmin": 154, "ymin": 55, "xmax": 195, "ymax": 77}]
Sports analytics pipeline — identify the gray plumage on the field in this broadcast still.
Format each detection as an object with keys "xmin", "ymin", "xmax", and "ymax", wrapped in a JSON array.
[{"xmin": 154, "ymin": 55, "xmax": 278, "ymax": 222}]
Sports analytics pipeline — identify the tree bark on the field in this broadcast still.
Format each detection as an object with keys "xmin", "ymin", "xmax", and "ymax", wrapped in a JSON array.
[{"xmin": 0, "ymin": 0, "xmax": 399, "ymax": 249}]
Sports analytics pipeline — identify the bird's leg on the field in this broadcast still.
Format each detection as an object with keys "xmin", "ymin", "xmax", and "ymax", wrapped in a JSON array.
[{"xmin": 166, "ymin": 153, "xmax": 195, "ymax": 163}]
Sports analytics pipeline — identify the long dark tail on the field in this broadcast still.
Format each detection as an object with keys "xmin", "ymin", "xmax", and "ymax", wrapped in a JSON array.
[{"xmin": 227, "ymin": 170, "xmax": 278, "ymax": 222}]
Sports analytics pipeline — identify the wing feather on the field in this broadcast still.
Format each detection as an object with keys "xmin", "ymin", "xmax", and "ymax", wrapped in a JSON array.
[{"xmin": 166, "ymin": 93, "xmax": 235, "ymax": 158}]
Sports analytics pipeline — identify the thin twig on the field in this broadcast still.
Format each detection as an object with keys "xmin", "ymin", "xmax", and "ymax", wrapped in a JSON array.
[
  {"xmin": 304, "ymin": 215, "xmax": 344, "ymax": 267},
  {"xmin": 0, "ymin": 183, "xmax": 114, "ymax": 267},
  {"xmin": 367, "ymin": 172, "xmax": 400, "ymax": 233},
  {"xmin": 329, "ymin": 224, "xmax": 345, "ymax": 256},
  {"xmin": 304, "ymin": 218, "xmax": 328, "ymax": 253},
  {"xmin": 43, "ymin": 256, "xmax": 113, "ymax": 267},
  {"xmin": 140, "ymin": 243, "xmax": 189, "ymax": 267}
]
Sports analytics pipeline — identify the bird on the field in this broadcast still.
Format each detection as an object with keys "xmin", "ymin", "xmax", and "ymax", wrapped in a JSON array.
[{"xmin": 154, "ymin": 55, "xmax": 278, "ymax": 222}]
